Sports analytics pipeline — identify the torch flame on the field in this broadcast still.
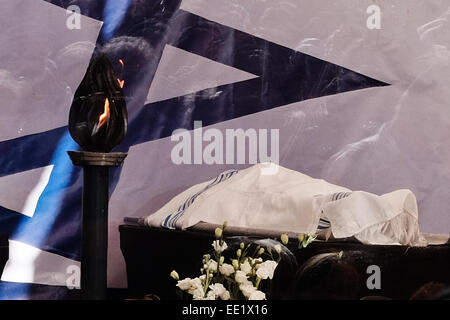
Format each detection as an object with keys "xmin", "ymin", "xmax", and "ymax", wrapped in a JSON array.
[
  {"xmin": 117, "ymin": 59, "xmax": 125, "ymax": 88},
  {"xmin": 98, "ymin": 97, "xmax": 110, "ymax": 128}
]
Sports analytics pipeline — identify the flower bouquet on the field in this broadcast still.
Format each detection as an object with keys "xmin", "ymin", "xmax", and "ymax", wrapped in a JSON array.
[{"xmin": 170, "ymin": 222, "xmax": 316, "ymax": 300}]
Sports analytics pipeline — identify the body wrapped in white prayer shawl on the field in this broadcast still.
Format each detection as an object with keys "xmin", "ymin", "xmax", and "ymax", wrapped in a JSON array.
[{"xmin": 143, "ymin": 163, "xmax": 448, "ymax": 246}]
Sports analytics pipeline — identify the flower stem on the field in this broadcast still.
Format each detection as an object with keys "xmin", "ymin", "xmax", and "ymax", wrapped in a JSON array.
[{"xmin": 255, "ymin": 277, "xmax": 261, "ymax": 289}]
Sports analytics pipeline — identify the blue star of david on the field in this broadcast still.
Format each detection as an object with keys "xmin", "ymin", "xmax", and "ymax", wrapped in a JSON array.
[{"xmin": 0, "ymin": 0, "xmax": 388, "ymax": 260}]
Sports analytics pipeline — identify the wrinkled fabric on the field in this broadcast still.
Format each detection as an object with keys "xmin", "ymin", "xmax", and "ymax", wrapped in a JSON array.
[
  {"xmin": 316, "ymin": 189, "xmax": 427, "ymax": 245},
  {"xmin": 144, "ymin": 163, "xmax": 437, "ymax": 246}
]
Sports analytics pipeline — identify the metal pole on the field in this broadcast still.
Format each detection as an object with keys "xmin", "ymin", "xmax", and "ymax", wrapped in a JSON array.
[
  {"xmin": 68, "ymin": 151, "xmax": 127, "ymax": 300},
  {"xmin": 81, "ymin": 165, "xmax": 109, "ymax": 300}
]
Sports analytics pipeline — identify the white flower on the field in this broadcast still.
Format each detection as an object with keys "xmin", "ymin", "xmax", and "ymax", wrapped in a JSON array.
[
  {"xmin": 240, "ymin": 260, "xmax": 252, "ymax": 275},
  {"xmin": 191, "ymin": 277, "xmax": 203, "ymax": 289},
  {"xmin": 241, "ymin": 278, "xmax": 253, "ymax": 287},
  {"xmin": 192, "ymin": 287, "xmax": 205, "ymax": 299},
  {"xmin": 170, "ymin": 270, "xmax": 179, "ymax": 280},
  {"xmin": 235, "ymin": 270, "xmax": 248, "ymax": 284},
  {"xmin": 274, "ymin": 244, "xmax": 282, "ymax": 254},
  {"xmin": 212, "ymin": 240, "xmax": 228, "ymax": 253},
  {"xmin": 220, "ymin": 290, "xmax": 231, "ymax": 300},
  {"xmin": 256, "ymin": 260, "xmax": 278, "ymax": 280},
  {"xmin": 205, "ymin": 290, "xmax": 216, "ymax": 300},
  {"xmin": 210, "ymin": 283, "xmax": 226, "ymax": 299},
  {"xmin": 176, "ymin": 278, "xmax": 193, "ymax": 291},
  {"xmin": 280, "ymin": 234, "xmax": 289, "ymax": 245},
  {"xmin": 249, "ymin": 290, "xmax": 266, "ymax": 300},
  {"xmin": 206, "ymin": 283, "xmax": 231, "ymax": 300},
  {"xmin": 177, "ymin": 277, "xmax": 203, "ymax": 295},
  {"xmin": 215, "ymin": 227, "xmax": 223, "ymax": 239},
  {"xmin": 193, "ymin": 290, "xmax": 216, "ymax": 300},
  {"xmin": 206, "ymin": 259, "xmax": 218, "ymax": 272},
  {"xmin": 209, "ymin": 283, "xmax": 226, "ymax": 295},
  {"xmin": 186, "ymin": 277, "xmax": 205, "ymax": 298},
  {"xmin": 219, "ymin": 263, "xmax": 235, "ymax": 276},
  {"xmin": 239, "ymin": 283, "xmax": 257, "ymax": 298}
]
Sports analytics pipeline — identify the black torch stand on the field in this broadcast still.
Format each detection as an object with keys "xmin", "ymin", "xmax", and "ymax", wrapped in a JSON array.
[{"xmin": 68, "ymin": 151, "xmax": 127, "ymax": 300}]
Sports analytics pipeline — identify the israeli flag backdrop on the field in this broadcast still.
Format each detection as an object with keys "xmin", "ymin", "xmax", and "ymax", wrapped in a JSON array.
[{"xmin": 1, "ymin": 0, "xmax": 450, "ymax": 299}]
